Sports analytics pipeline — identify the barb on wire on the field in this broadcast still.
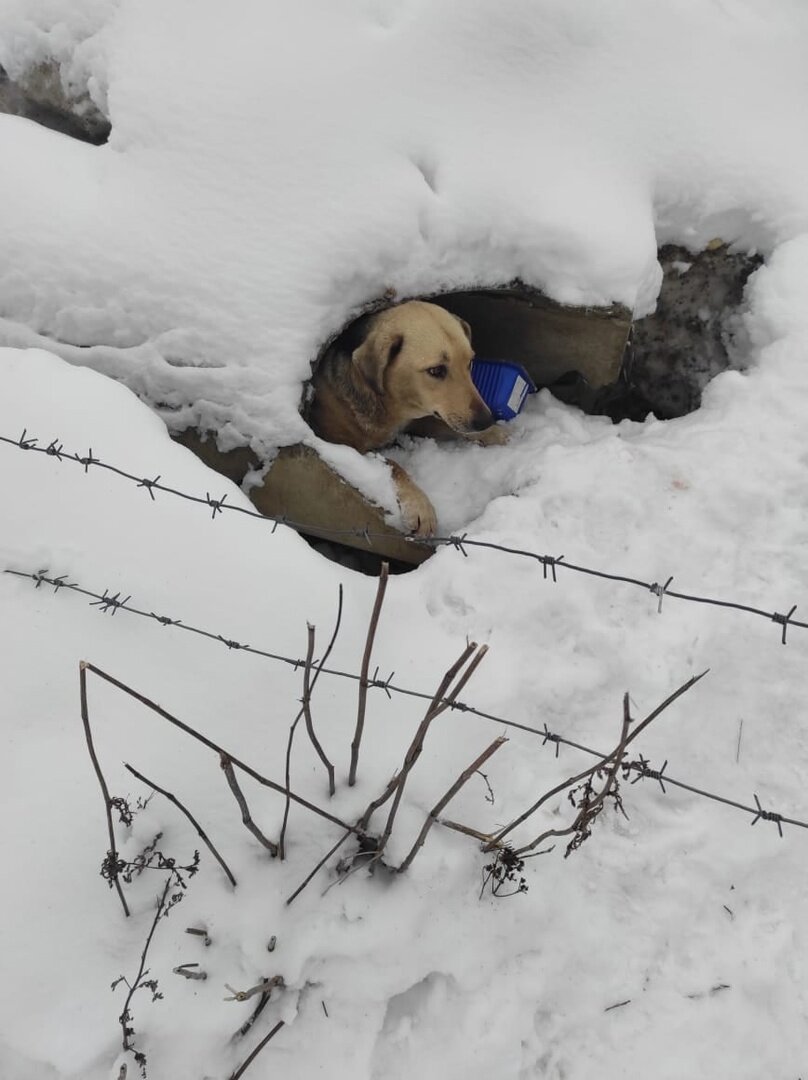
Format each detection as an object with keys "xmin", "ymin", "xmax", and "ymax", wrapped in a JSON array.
[
  {"xmin": 751, "ymin": 793, "xmax": 784, "ymax": 837},
  {"xmin": 137, "ymin": 475, "xmax": 161, "ymax": 500},
  {"xmin": 650, "ymin": 576, "xmax": 674, "ymax": 613},
  {"xmin": 2, "ymin": 428, "xmax": 806, "ymax": 642},
  {"xmin": 541, "ymin": 554, "xmax": 564, "ymax": 582},
  {"xmin": 17, "ymin": 428, "xmax": 37, "ymax": 450},
  {"xmin": 205, "ymin": 492, "xmax": 228, "ymax": 518},
  {"xmin": 772, "ymin": 605, "xmax": 798, "ymax": 645},
  {"xmin": 628, "ymin": 755, "xmax": 668, "ymax": 793},
  {"xmin": 542, "ymin": 723, "xmax": 561, "ymax": 758},
  {"xmin": 447, "ymin": 533, "xmax": 469, "ymax": 557},
  {"xmin": 90, "ymin": 590, "xmax": 131, "ymax": 616}
]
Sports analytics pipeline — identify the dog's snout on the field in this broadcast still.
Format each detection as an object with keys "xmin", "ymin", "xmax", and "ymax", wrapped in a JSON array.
[{"xmin": 470, "ymin": 404, "xmax": 494, "ymax": 431}]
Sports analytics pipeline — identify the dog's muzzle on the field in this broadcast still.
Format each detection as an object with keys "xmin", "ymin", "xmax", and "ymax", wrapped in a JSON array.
[{"xmin": 469, "ymin": 404, "xmax": 494, "ymax": 431}]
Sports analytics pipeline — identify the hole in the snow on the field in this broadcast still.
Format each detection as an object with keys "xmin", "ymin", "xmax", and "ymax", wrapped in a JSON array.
[
  {"xmin": 317, "ymin": 283, "xmax": 632, "ymax": 419},
  {"xmin": 319, "ymin": 244, "xmax": 761, "ymax": 426},
  {"xmin": 177, "ymin": 245, "xmax": 762, "ymax": 578}
]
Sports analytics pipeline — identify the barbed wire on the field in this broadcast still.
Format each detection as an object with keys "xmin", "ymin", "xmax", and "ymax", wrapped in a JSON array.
[
  {"xmin": 1, "ymin": 428, "xmax": 805, "ymax": 643},
  {"xmin": 5, "ymin": 565, "xmax": 807, "ymax": 838}
]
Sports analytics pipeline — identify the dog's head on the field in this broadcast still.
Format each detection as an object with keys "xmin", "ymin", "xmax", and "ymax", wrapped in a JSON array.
[{"xmin": 351, "ymin": 301, "xmax": 493, "ymax": 433}]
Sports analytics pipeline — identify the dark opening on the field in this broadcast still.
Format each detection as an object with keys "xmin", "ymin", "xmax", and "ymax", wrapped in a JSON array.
[
  {"xmin": 320, "ymin": 245, "xmax": 761, "ymax": 426},
  {"xmin": 0, "ymin": 63, "xmax": 111, "ymax": 146},
  {"xmin": 308, "ymin": 247, "xmax": 761, "ymax": 571}
]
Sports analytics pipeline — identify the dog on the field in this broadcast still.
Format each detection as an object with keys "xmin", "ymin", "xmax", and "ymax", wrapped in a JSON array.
[{"xmin": 306, "ymin": 300, "xmax": 506, "ymax": 536}]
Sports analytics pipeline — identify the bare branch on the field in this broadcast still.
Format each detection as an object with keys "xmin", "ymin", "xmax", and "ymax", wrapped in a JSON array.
[
  {"xmin": 397, "ymin": 736, "xmax": 507, "ymax": 872},
  {"xmin": 490, "ymin": 672, "xmax": 707, "ymax": 851},
  {"xmin": 301, "ymin": 623, "xmax": 336, "ymax": 796},
  {"xmin": 430, "ymin": 644, "xmax": 489, "ymax": 720},
  {"xmin": 83, "ymin": 663, "xmax": 359, "ymax": 836},
  {"xmin": 117, "ymin": 877, "xmax": 171, "ymax": 1054},
  {"xmin": 220, "ymin": 755, "xmax": 278, "ymax": 857},
  {"xmin": 372, "ymin": 642, "xmax": 485, "ymax": 859},
  {"xmin": 279, "ymin": 585, "xmax": 343, "ymax": 858},
  {"xmin": 622, "ymin": 670, "xmax": 708, "ymax": 749},
  {"xmin": 233, "ymin": 990, "xmax": 270, "ymax": 1041},
  {"xmin": 439, "ymin": 819, "xmax": 499, "ymax": 845},
  {"xmin": 278, "ymin": 713, "xmax": 302, "ymax": 862},
  {"xmin": 515, "ymin": 694, "xmax": 632, "ymax": 855},
  {"xmin": 173, "ymin": 964, "xmax": 207, "ymax": 981},
  {"xmin": 356, "ymin": 771, "xmax": 400, "ymax": 832},
  {"xmin": 228, "ymin": 1020, "xmax": 285, "ymax": 1080},
  {"xmin": 125, "ymin": 763, "xmax": 237, "ymax": 888},
  {"xmin": 349, "ymin": 562, "xmax": 389, "ymax": 786},
  {"xmin": 79, "ymin": 662, "xmax": 130, "ymax": 917},
  {"xmin": 285, "ymin": 828, "xmax": 353, "ymax": 906},
  {"xmin": 224, "ymin": 975, "xmax": 284, "ymax": 1002},
  {"xmin": 425, "ymin": 641, "xmax": 480, "ymax": 718}
]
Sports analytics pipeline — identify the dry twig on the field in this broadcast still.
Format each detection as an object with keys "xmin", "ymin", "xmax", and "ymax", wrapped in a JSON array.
[
  {"xmin": 356, "ymin": 772, "xmax": 400, "ymax": 833},
  {"xmin": 228, "ymin": 1020, "xmax": 285, "ymax": 1080},
  {"xmin": 79, "ymin": 662, "xmax": 130, "ymax": 917},
  {"xmin": 279, "ymin": 586, "xmax": 343, "ymax": 858},
  {"xmin": 116, "ymin": 877, "xmax": 171, "ymax": 1061},
  {"xmin": 488, "ymin": 671, "xmax": 707, "ymax": 853},
  {"xmin": 300, "ymin": 623, "xmax": 336, "ymax": 796},
  {"xmin": 125, "ymin": 763, "xmax": 237, "ymax": 887},
  {"xmin": 224, "ymin": 975, "xmax": 284, "ymax": 1002},
  {"xmin": 285, "ymin": 828, "xmax": 353, "ymax": 906},
  {"xmin": 349, "ymin": 562, "xmax": 389, "ymax": 786},
  {"xmin": 220, "ymin": 755, "xmax": 279, "ymax": 857},
  {"xmin": 516, "ymin": 695, "xmax": 632, "ymax": 856},
  {"xmin": 361, "ymin": 642, "xmax": 487, "ymax": 863},
  {"xmin": 82, "ymin": 663, "xmax": 358, "ymax": 835},
  {"xmin": 397, "ymin": 736, "xmax": 507, "ymax": 872},
  {"xmin": 173, "ymin": 963, "xmax": 207, "ymax": 981}
]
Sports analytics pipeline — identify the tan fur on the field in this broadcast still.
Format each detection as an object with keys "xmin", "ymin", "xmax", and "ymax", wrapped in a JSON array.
[{"xmin": 307, "ymin": 301, "xmax": 506, "ymax": 537}]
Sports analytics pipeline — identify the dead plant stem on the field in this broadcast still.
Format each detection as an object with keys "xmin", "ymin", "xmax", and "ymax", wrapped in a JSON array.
[
  {"xmin": 124, "ymin": 763, "xmax": 237, "ymax": 887},
  {"xmin": 349, "ymin": 562, "xmax": 389, "ymax": 786},
  {"xmin": 397, "ymin": 736, "xmax": 506, "ymax": 872},
  {"xmin": 220, "ymin": 755, "xmax": 279, "ymax": 856},
  {"xmin": 79, "ymin": 662, "xmax": 130, "ymax": 917}
]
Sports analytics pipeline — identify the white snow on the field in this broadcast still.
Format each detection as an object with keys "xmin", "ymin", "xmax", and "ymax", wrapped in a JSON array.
[{"xmin": 2, "ymin": 2, "xmax": 808, "ymax": 1078}]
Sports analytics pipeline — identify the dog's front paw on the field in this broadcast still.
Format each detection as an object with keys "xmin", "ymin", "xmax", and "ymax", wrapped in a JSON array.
[
  {"xmin": 472, "ymin": 424, "xmax": 510, "ymax": 447},
  {"xmin": 387, "ymin": 459, "xmax": 437, "ymax": 537},
  {"xmin": 399, "ymin": 489, "xmax": 438, "ymax": 537}
]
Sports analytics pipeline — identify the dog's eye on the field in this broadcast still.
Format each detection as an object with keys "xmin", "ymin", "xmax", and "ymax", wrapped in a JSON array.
[{"xmin": 426, "ymin": 364, "xmax": 448, "ymax": 379}]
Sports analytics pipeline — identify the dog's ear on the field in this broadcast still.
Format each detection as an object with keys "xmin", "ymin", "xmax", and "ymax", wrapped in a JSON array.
[
  {"xmin": 352, "ymin": 329, "xmax": 404, "ymax": 396},
  {"xmin": 451, "ymin": 314, "xmax": 473, "ymax": 345}
]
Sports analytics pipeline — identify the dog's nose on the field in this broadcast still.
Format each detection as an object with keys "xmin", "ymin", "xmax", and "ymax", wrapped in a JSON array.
[{"xmin": 471, "ymin": 404, "xmax": 494, "ymax": 431}]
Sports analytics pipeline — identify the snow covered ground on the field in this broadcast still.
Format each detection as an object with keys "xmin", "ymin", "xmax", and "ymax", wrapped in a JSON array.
[{"xmin": 2, "ymin": 2, "xmax": 808, "ymax": 1078}]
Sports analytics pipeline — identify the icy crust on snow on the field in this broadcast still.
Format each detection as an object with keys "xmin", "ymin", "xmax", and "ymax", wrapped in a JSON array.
[
  {"xmin": 2, "ymin": 228, "xmax": 808, "ymax": 1078},
  {"xmin": 1, "ymin": 0, "xmax": 808, "ymax": 472}
]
